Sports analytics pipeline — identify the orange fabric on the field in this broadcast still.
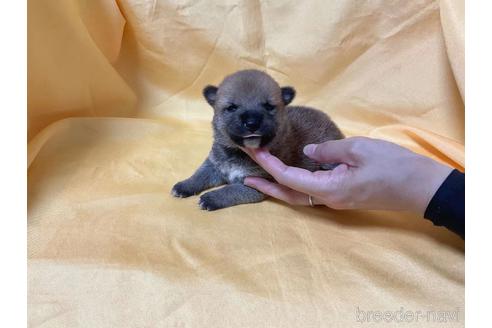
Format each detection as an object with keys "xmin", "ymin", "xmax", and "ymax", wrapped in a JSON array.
[{"xmin": 28, "ymin": 0, "xmax": 464, "ymax": 327}]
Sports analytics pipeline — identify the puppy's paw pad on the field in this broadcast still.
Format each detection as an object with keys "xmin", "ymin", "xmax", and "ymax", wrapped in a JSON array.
[
  {"xmin": 171, "ymin": 182, "xmax": 195, "ymax": 198},
  {"xmin": 198, "ymin": 194, "xmax": 221, "ymax": 211}
]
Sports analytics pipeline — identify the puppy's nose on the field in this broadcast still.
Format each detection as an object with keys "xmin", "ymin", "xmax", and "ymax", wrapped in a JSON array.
[{"xmin": 243, "ymin": 116, "xmax": 262, "ymax": 132}]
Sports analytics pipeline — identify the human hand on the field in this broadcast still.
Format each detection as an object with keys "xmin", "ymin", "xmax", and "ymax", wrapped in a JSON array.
[{"xmin": 243, "ymin": 137, "xmax": 453, "ymax": 215}]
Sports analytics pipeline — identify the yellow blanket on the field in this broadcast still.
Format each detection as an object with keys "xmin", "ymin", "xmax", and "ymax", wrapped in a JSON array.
[{"xmin": 28, "ymin": 0, "xmax": 464, "ymax": 327}]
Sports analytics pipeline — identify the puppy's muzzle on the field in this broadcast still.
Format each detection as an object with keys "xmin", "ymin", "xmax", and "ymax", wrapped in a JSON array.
[{"xmin": 241, "ymin": 112, "xmax": 263, "ymax": 132}]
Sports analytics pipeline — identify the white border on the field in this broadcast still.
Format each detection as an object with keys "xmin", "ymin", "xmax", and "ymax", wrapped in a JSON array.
[
  {"xmin": 0, "ymin": 0, "xmax": 27, "ymax": 326},
  {"xmin": 466, "ymin": 0, "xmax": 492, "ymax": 327}
]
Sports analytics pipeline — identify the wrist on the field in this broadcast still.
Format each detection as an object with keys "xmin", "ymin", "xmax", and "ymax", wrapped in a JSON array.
[{"xmin": 405, "ymin": 156, "xmax": 454, "ymax": 216}]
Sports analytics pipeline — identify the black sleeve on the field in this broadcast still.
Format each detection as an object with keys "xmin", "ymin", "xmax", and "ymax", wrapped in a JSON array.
[{"xmin": 424, "ymin": 169, "xmax": 465, "ymax": 239}]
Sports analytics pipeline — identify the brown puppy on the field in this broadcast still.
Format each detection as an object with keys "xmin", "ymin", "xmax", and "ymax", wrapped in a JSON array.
[{"xmin": 171, "ymin": 69, "xmax": 344, "ymax": 210}]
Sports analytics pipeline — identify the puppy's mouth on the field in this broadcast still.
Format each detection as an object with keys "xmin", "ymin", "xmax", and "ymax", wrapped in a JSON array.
[
  {"xmin": 228, "ymin": 132, "xmax": 275, "ymax": 149},
  {"xmin": 242, "ymin": 134, "xmax": 263, "ymax": 149}
]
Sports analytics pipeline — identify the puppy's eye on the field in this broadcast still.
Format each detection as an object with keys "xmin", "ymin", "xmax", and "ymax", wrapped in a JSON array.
[
  {"xmin": 225, "ymin": 104, "xmax": 238, "ymax": 112},
  {"xmin": 263, "ymin": 102, "xmax": 276, "ymax": 111}
]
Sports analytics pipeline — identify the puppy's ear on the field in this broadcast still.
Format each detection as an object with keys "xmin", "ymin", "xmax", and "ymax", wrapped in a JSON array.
[
  {"xmin": 203, "ymin": 85, "xmax": 218, "ymax": 106},
  {"xmin": 281, "ymin": 87, "xmax": 296, "ymax": 105}
]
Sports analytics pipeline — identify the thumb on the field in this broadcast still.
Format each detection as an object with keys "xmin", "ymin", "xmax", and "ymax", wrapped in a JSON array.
[{"xmin": 303, "ymin": 139, "xmax": 356, "ymax": 165}]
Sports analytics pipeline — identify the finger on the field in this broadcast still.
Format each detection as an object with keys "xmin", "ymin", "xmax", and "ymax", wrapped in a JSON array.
[
  {"xmin": 303, "ymin": 138, "xmax": 360, "ymax": 165},
  {"xmin": 244, "ymin": 177, "xmax": 318, "ymax": 205},
  {"xmin": 247, "ymin": 149, "xmax": 331, "ymax": 195},
  {"xmin": 240, "ymin": 146, "xmax": 253, "ymax": 157}
]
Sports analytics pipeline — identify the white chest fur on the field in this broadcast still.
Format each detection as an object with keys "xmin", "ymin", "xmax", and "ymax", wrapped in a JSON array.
[
  {"xmin": 228, "ymin": 168, "xmax": 248, "ymax": 181},
  {"xmin": 212, "ymin": 154, "xmax": 266, "ymax": 184},
  {"xmin": 227, "ymin": 167, "xmax": 248, "ymax": 182}
]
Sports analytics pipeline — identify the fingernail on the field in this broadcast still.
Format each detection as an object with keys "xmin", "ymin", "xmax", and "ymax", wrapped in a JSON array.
[
  {"xmin": 244, "ymin": 177, "xmax": 256, "ymax": 186},
  {"xmin": 303, "ymin": 144, "xmax": 315, "ymax": 156},
  {"xmin": 255, "ymin": 150, "xmax": 269, "ymax": 160}
]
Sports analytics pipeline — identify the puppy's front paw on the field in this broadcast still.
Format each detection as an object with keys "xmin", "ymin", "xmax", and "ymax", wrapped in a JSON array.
[
  {"xmin": 171, "ymin": 181, "xmax": 196, "ymax": 198},
  {"xmin": 198, "ymin": 192, "xmax": 223, "ymax": 211}
]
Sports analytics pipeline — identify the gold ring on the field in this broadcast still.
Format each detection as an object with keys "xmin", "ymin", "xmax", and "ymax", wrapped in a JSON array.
[{"xmin": 308, "ymin": 195, "xmax": 314, "ymax": 207}]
